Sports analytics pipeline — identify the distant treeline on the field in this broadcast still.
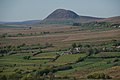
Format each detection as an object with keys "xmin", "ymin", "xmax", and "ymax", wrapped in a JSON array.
[{"xmin": 73, "ymin": 21, "xmax": 120, "ymax": 28}]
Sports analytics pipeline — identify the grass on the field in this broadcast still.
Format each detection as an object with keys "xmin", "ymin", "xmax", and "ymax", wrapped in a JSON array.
[
  {"xmin": 0, "ymin": 25, "xmax": 120, "ymax": 79},
  {"xmin": 92, "ymin": 52, "xmax": 120, "ymax": 58},
  {"xmin": 0, "ymin": 25, "xmax": 26, "ymax": 28},
  {"xmin": 55, "ymin": 54, "xmax": 86, "ymax": 64},
  {"xmin": 0, "ymin": 53, "xmax": 49, "ymax": 66},
  {"xmin": 0, "ymin": 50, "xmax": 120, "ymax": 79},
  {"xmin": 55, "ymin": 58, "xmax": 119, "ymax": 77},
  {"xmin": 32, "ymin": 52, "xmax": 57, "ymax": 59}
]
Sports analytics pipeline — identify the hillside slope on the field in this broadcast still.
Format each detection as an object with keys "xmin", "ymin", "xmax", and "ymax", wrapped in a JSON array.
[
  {"xmin": 41, "ymin": 9, "xmax": 102, "ymax": 24},
  {"xmin": 98, "ymin": 16, "xmax": 120, "ymax": 23}
]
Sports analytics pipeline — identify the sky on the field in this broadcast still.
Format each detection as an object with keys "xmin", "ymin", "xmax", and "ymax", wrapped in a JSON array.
[{"xmin": 0, "ymin": 0, "xmax": 120, "ymax": 22}]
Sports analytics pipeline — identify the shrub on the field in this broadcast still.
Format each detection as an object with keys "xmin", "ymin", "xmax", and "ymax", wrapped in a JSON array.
[
  {"xmin": 55, "ymin": 65, "xmax": 73, "ymax": 71},
  {"xmin": 87, "ymin": 73, "xmax": 112, "ymax": 79},
  {"xmin": 86, "ymin": 48, "xmax": 93, "ymax": 56},
  {"xmin": 35, "ymin": 69, "xmax": 50, "ymax": 76},
  {"xmin": 23, "ymin": 56, "xmax": 31, "ymax": 60},
  {"xmin": 72, "ymin": 43, "xmax": 77, "ymax": 48},
  {"xmin": 35, "ymin": 65, "xmax": 72, "ymax": 76},
  {"xmin": 112, "ymin": 58, "xmax": 119, "ymax": 63},
  {"xmin": 73, "ymin": 23, "xmax": 81, "ymax": 26},
  {"xmin": 0, "ymin": 75, "xmax": 7, "ymax": 80},
  {"xmin": 77, "ymin": 43, "xmax": 82, "ymax": 48},
  {"xmin": 84, "ymin": 44, "xmax": 90, "ymax": 48}
]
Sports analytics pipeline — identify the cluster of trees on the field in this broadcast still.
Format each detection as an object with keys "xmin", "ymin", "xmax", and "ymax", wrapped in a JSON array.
[
  {"xmin": 0, "ymin": 31, "xmax": 51, "ymax": 38},
  {"xmin": 111, "ymin": 23, "xmax": 120, "ymax": 28},
  {"xmin": 102, "ymin": 40, "xmax": 120, "ymax": 52},
  {"xmin": 1, "ymin": 71, "xmax": 112, "ymax": 80},
  {"xmin": 19, "ymin": 43, "xmax": 53, "ymax": 50},
  {"xmin": 112, "ymin": 40, "xmax": 120, "ymax": 46},
  {"xmin": 86, "ymin": 48, "xmax": 100, "ymax": 56},
  {"xmin": 17, "ymin": 65, "xmax": 72, "ymax": 80},
  {"xmin": 71, "ymin": 43, "xmax": 100, "ymax": 55},
  {"xmin": 0, "ymin": 33, "xmax": 7, "ymax": 38},
  {"xmin": 71, "ymin": 43, "xmax": 96, "ymax": 49},
  {"xmin": 0, "ymin": 42, "xmax": 53, "ymax": 57},
  {"xmin": 87, "ymin": 73, "xmax": 112, "ymax": 79},
  {"xmin": 71, "ymin": 43, "xmax": 83, "ymax": 49},
  {"xmin": 71, "ymin": 40, "xmax": 120, "ymax": 56},
  {"xmin": 35, "ymin": 65, "xmax": 72, "ymax": 76},
  {"xmin": 0, "ymin": 63, "xmax": 73, "ymax": 80},
  {"xmin": 73, "ymin": 23, "xmax": 81, "ymax": 26},
  {"xmin": 73, "ymin": 21, "xmax": 112, "ymax": 28},
  {"xmin": 0, "ymin": 45, "xmax": 18, "ymax": 56}
]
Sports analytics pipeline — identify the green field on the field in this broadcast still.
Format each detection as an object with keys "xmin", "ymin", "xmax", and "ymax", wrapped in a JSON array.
[
  {"xmin": 91, "ymin": 52, "xmax": 120, "ymax": 58},
  {"xmin": 0, "ymin": 24, "xmax": 120, "ymax": 80},
  {"xmin": 55, "ymin": 54, "xmax": 86, "ymax": 64}
]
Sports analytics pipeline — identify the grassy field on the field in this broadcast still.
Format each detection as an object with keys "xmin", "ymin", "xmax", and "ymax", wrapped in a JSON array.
[
  {"xmin": 0, "ymin": 24, "xmax": 120, "ymax": 79},
  {"xmin": 55, "ymin": 54, "xmax": 86, "ymax": 64},
  {"xmin": 91, "ymin": 52, "xmax": 120, "ymax": 58}
]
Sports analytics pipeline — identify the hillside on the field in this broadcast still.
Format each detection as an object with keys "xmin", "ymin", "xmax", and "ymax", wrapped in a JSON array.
[
  {"xmin": 98, "ymin": 16, "xmax": 120, "ymax": 23},
  {"xmin": 40, "ymin": 9, "xmax": 103, "ymax": 24},
  {"xmin": 45, "ymin": 9, "xmax": 80, "ymax": 19},
  {"xmin": 0, "ymin": 20, "xmax": 41, "ymax": 25}
]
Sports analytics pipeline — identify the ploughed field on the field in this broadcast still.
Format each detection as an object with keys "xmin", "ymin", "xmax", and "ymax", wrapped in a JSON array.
[{"xmin": 0, "ymin": 24, "xmax": 120, "ymax": 79}]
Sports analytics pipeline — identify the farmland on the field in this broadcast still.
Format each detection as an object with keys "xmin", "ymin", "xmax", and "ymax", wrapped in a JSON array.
[{"xmin": 0, "ymin": 24, "xmax": 120, "ymax": 80}]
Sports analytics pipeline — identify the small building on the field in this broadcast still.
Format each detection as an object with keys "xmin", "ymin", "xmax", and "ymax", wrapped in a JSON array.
[
  {"xmin": 116, "ymin": 46, "xmax": 120, "ymax": 48},
  {"xmin": 63, "ymin": 51, "xmax": 72, "ymax": 55},
  {"xmin": 111, "ymin": 46, "xmax": 120, "ymax": 49},
  {"xmin": 63, "ymin": 47, "xmax": 81, "ymax": 55}
]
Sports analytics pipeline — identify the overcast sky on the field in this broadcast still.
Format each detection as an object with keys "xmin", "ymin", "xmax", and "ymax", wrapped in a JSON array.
[{"xmin": 0, "ymin": 0, "xmax": 120, "ymax": 22}]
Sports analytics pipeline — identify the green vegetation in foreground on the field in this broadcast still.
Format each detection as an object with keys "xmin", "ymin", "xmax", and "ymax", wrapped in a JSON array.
[{"xmin": 0, "ymin": 24, "xmax": 120, "ymax": 80}]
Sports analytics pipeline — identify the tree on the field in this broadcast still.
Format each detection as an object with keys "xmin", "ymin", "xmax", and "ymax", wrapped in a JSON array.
[
  {"xmin": 77, "ymin": 43, "xmax": 82, "ymax": 48},
  {"xmin": 86, "ymin": 48, "xmax": 93, "ymax": 56},
  {"xmin": 39, "ymin": 48, "xmax": 42, "ymax": 53},
  {"xmin": 93, "ymin": 48, "xmax": 99, "ymax": 54},
  {"xmin": 72, "ymin": 43, "xmax": 77, "ymax": 48},
  {"xmin": 23, "ymin": 56, "xmax": 31, "ymax": 60},
  {"xmin": 84, "ymin": 44, "xmax": 90, "ymax": 48}
]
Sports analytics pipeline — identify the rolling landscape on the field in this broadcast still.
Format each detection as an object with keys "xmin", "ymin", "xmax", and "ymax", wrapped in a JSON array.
[{"xmin": 0, "ymin": 1, "xmax": 120, "ymax": 80}]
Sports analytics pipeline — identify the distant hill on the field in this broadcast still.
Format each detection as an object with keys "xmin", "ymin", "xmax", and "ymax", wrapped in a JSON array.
[
  {"xmin": 98, "ymin": 16, "xmax": 120, "ymax": 23},
  {"xmin": 45, "ymin": 9, "xmax": 80, "ymax": 19},
  {"xmin": 0, "ymin": 22, "xmax": 8, "ymax": 24},
  {"xmin": 0, "ymin": 20, "xmax": 41, "ymax": 25},
  {"xmin": 1, "ymin": 9, "xmax": 119, "ymax": 25},
  {"xmin": 40, "ymin": 9, "xmax": 103, "ymax": 24}
]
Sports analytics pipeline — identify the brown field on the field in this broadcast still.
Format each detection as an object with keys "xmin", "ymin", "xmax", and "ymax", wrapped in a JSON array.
[
  {"xmin": 0, "ymin": 25, "xmax": 120, "ymax": 51},
  {"xmin": 0, "ymin": 25, "xmax": 79, "ymax": 34},
  {"xmin": 105, "ymin": 66, "xmax": 120, "ymax": 78}
]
